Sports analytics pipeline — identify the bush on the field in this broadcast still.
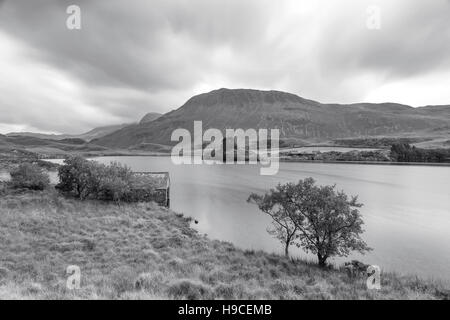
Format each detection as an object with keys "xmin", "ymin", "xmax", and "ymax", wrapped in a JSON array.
[
  {"xmin": 56, "ymin": 156, "xmax": 98, "ymax": 200},
  {"xmin": 9, "ymin": 163, "xmax": 50, "ymax": 190},
  {"xmin": 57, "ymin": 156, "xmax": 135, "ymax": 202},
  {"xmin": 96, "ymin": 162, "xmax": 133, "ymax": 202}
]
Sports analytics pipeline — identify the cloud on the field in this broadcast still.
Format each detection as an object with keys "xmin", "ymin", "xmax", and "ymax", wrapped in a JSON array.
[{"xmin": 0, "ymin": 0, "xmax": 449, "ymax": 133}]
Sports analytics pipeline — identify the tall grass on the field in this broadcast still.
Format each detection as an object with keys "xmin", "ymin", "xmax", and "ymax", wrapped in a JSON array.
[{"xmin": 0, "ymin": 189, "xmax": 448, "ymax": 299}]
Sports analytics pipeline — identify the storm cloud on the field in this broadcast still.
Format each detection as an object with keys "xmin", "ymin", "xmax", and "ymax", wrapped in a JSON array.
[{"xmin": 0, "ymin": 0, "xmax": 449, "ymax": 133}]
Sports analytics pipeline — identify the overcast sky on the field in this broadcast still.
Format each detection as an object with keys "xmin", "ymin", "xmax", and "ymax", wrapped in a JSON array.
[{"xmin": 0, "ymin": 0, "xmax": 449, "ymax": 134}]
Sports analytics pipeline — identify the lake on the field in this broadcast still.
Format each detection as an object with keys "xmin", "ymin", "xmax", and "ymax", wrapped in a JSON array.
[{"xmin": 53, "ymin": 156, "xmax": 450, "ymax": 281}]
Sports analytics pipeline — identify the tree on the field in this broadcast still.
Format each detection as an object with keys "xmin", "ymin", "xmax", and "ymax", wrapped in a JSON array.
[
  {"xmin": 56, "ymin": 156, "xmax": 98, "ymax": 200},
  {"xmin": 248, "ymin": 178, "xmax": 371, "ymax": 266},
  {"xmin": 391, "ymin": 143, "xmax": 450, "ymax": 163},
  {"xmin": 96, "ymin": 162, "xmax": 133, "ymax": 203},
  {"xmin": 9, "ymin": 163, "xmax": 50, "ymax": 190},
  {"xmin": 248, "ymin": 184, "xmax": 299, "ymax": 258},
  {"xmin": 56, "ymin": 156, "xmax": 135, "ymax": 203}
]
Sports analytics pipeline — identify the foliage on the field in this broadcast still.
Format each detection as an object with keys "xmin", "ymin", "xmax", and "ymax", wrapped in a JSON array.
[
  {"xmin": 391, "ymin": 143, "xmax": 450, "ymax": 163},
  {"xmin": 249, "ymin": 178, "xmax": 371, "ymax": 266},
  {"xmin": 56, "ymin": 156, "xmax": 134, "ymax": 202},
  {"xmin": 334, "ymin": 137, "xmax": 425, "ymax": 148},
  {"xmin": 248, "ymin": 184, "xmax": 299, "ymax": 258},
  {"xmin": 9, "ymin": 163, "xmax": 50, "ymax": 190},
  {"xmin": 96, "ymin": 162, "xmax": 134, "ymax": 202},
  {"xmin": 56, "ymin": 156, "xmax": 97, "ymax": 200}
]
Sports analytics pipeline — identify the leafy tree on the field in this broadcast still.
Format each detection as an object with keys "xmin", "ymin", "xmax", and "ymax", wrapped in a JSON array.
[
  {"xmin": 56, "ymin": 156, "xmax": 98, "ymax": 200},
  {"xmin": 9, "ymin": 163, "xmax": 50, "ymax": 190},
  {"xmin": 390, "ymin": 143, "xmax": 450, "ymax": 163},
  {"xmin": 248, "ymin": 184, "xmax": 299, "ymax": 258},
  {"xmin": 96, "ymin": 162, "xmax": 133, "ymax": 203},
  {"xmin": 248, "ymin": 178, "xmax": 371, "ymax": 266},
  {"xmin": 57, "ymin": 157, "xmax": 135, "ymax": 203}
]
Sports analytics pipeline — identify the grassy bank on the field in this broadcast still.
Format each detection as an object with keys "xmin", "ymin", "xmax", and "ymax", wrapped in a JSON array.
[
  {"xmin": 0, "ymin": 149, "xmax": 59, "ymax": 171},
  {"xmin": 0, "ymin": 188, "xmax": 448, "ymax": 300}
]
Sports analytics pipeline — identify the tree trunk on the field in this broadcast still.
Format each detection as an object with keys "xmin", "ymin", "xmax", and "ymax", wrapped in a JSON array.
[
  {"xmin": 317, "ymin": 254, "xmax": 327, "ymax": 267},
  {"xmin": 284, "ymin": 241, "xmax": 289, "ymax": 258}
]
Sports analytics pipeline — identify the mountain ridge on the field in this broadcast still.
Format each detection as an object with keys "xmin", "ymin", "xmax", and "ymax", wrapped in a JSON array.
[
  {"xmin": 93, "ymin": 88, "xmax": 450, "ymax": 149},
  {"xmin": 139, "ymin": 112, "xmax": 162, "ymax": 124}
]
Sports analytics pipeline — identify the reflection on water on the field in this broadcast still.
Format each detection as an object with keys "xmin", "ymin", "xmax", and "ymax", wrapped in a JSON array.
[{"xmin": 56, "ymin": 157, "xmax": 450, "ymax": 281}]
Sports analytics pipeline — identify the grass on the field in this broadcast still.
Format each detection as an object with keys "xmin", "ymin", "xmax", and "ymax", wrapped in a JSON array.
[
  {"xmin": 0, "ymin": 149, "xmax": 59, "ymax": 172},
  {"xmin": 0, "ymin": 187, "xmax": 448, "ymax": 300}
]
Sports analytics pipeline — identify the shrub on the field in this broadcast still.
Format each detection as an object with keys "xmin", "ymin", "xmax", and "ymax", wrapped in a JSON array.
[
  {"xmin": 56, "ymin": 156, "xmax": 98, "ymax": 200},
  {"xmin": 9, "ymin": 163, "xmax": 50, "ymax": 190},
  {"xmin": 96, "ymin": 162, "xmax": 133, "ymax": 202},
  {"xmin": 57, "ymin": 156, "xmax": 135, "ymax": 202}
]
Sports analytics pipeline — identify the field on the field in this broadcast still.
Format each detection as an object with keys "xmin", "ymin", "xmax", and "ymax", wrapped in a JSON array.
[{"xmin": 0, "ymin": 187, "xmax": 448, "ymax": 300}]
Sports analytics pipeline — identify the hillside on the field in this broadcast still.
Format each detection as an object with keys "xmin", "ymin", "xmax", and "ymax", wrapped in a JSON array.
[
  {"xmin": 0, "ymin": 188, "xmax": 447, "ymax": 299},
  {"xmin": 76, "ymin": 123, "xmax": 134, "ymax": 141},
  {"xmin": 94, "ymin": 89, "xmax": 450, "ymax": 149},
  {"xmin": 0, "ymin": 133, "xmax": 172, "ymax": 158},
  {"xmin": 6, "ymin": 123, "xmax": 132, "ymax": 142},
  {"xmin": 0, "ymin": 134, "xmax": 109, "ymax": 157},
  {"xmin": 139, "ymin": 112, "xmax": 162, "ymax": 124}
]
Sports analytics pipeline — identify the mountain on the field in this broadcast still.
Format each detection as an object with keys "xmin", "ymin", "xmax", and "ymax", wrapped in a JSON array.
[
  {"xmin": 76, "ymin": 124, "xmax": 133, "ymax": 141},
  {"xmin": 139, "ymin": 112, "xmax": 162, "ymax": 124},
  {"xmin": 6, "ymin": 123, "xmax": 132, "ymax": 142},
  {"xmin": 94, "ymin": 88, "xmax": 450, "ymax": 149}
]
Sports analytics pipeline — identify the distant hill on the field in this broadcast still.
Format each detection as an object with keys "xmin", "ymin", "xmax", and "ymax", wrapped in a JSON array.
[
  {"xmin": 0, "ymin": 134, "xmax": 109, "ymax": 156},
  {"xmin": 6, "ymin": 123, "xmax": 132, "ymax": 142},
  {"xmin": 76, "ymin": 123, "xmax": 134, "ymax": 141},
  {"xmin": 5, "ymin": 132, "xmax": 73, "ymax": 140},
  {"xmin": 139, "ymin": 112, "xmax": 162, "ymax": 124},
  {"xmin": 94, "ymin": 88, "xmax": 450, "ymax": 149},
  {"xmin": 2, "ymin": 111, "xmax": 167, "ymax": 154}
]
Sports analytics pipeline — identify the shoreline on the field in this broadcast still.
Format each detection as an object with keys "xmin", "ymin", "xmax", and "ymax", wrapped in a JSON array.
[
  {"xmin": 71, "ymin": 153, "xmax": 450, "ymax": 168},
  {"xmin": 279, "ymin": 158, "xmax": 450, "ymax": 167}
]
